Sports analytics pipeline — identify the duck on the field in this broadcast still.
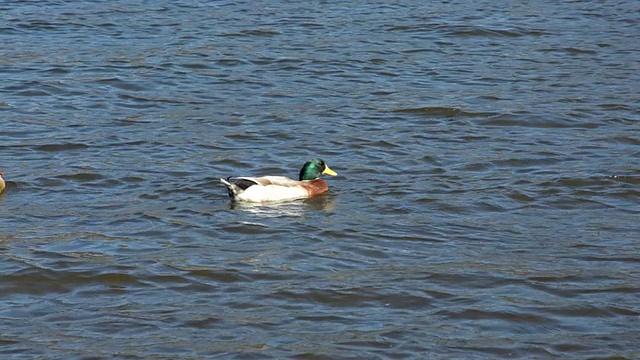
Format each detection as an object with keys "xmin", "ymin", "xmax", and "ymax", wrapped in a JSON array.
[
  {"xmin": 0, "ymin": 171, "xmax": 5, "ymax": 194},
  {"xmin": 221, "ymin": 158, "xmax": 337, "ymax": 202}
]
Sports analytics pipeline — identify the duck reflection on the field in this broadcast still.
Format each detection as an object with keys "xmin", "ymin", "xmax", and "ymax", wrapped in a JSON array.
[{"xmin": 229, "ymin": 193, "xmax": 336, "ymax": 217}]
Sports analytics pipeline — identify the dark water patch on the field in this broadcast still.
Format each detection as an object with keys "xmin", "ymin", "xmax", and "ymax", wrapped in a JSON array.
[
  {"xmin": 0, "ymin": 269, "xmax": 144, "ymax": 297},
  {"xmin": 270, "ymin": 287, "xmax": 432, "ymax": 309},
  {"xmin": 568, "ymin": 255, "xmax": 640, "ymax": 265},
  {"xmin": 95, "ymin": 77, "xmax": 148, "ymax": 91},
  {"xmin": 384, "ymin": 24, "xmax": 435, "ymax": 33},
  {"xmin": 507, "ymin": 191, "xmax": 536, "ymax": 203},
  {"xmin": 355, "ymin": 139, "xmax": 401, "ymax": 149},
  {"xmin": 436, "ymin": 307, "xmax": 558, "ymax": 326},
  {"xmin": 478, "ymin": 114, "xmax": 601, "ymax": 128},
  {"xmin": 599, "ymin": 103, "xmax": 632, "ymax": 111},
  {"xmin": 385, "ymin": 22, "xmax": 544, "ymax": 38},
  {"xmin": 458, "ymin": 162, "xmax": 492, "ymax": 172},
  {"xmin": 39, "ymin": 66, "xmax": 71, "ymax": 74},
  {"xmin": 609, "ymin": 136, "xmax": 640, "ymax": 146},
  {"xmin": 214, "ymin": 58, "xmax": 250, "ymax": 67},
  {"xmin": 223, "ymin": 132, "xmax": 269, "ymax": 142},
  {"xmin": 392, "ymin": 106, "xmax": 497, "ymax": 118},
  {"xmin": 489, "ymin": 156, "xmax": 566, "ymax": 169},
  {"xmin": 14, "ymin": 90, "xmax": 50, "ymax": 97},
  {"xmin": 55, "ymin": 173, "xmax": 105, "ymax": 182},
  {"xmin": 221, "ymin": 223, "xmax": 276, "ymax": 235},
  {"xmin": 545, "ymin": 198, "xmax": 613, "ymax": 210},
  {"xmin": 0, "ymin": 26, "xmax": 25, "ymax": 35},
  {"xmin": 178, "ymin": 62, "xmax": 211, "ymax": 70},
  {"xmin": 605, "ymin": 175, "xmax": 640, "ymax": 184},
  {"xmin": 184, "ymin": 267, "xmax": 296, "ymax": 284},
  {"xmin": 120, "ymin": 176, "xmax": 145, "ymax": 183},
  {"xmin": 35, "ymin": 143, "xmax": 89, "ymax": 152},
  {"xmin": 523, "ymin": 282, "xmax": 583, "ymax": 299},
  {"xmin": 115, "ymin": 94, "xmax": 187, "ymax": 107},
  {"xmin": 33, "ymin": 177, "xmax": 66, "ymax": 187},
  {"xmin": 138, "ymin": 193, "xmax": 159, "ymax": 200},
  {"xmin": 475, "ymin": 201, "xmax": 507, "ymax": 213},
  {"xmin": 538, "ymin": 47, "xmax": 599, "ymax": 55},
  {"xmin": 220, "ymin": 29, "xmax": 282, "ymax": 37},
  {"xmin": 241, "ymin": 29, "xmax": 282, "ymax": 36},
  {"xmin": 545, "ymin": 304, "xmax": 639, "ymax": 318},
  {"xmin": 441, "ymin": 25, "xmax": 533, "ymax": 38},
  {"xmin": 250, "ymin": 56, "xmax": 306, "ymax": 67},
  {"xmin": 539, "ymin": 176, "xmax": 619, "ymax": 189},
  {"xmin": 14, "ymin": 20, "xmax": 61, "ymax": 32}
]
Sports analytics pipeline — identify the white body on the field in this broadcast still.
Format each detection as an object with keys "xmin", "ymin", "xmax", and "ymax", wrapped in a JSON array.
[{"xmin": 221, "ymin": 176, "xmax": 309, "ymax": 203}]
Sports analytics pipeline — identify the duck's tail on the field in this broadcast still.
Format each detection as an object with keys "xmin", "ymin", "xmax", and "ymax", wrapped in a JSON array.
[{"xmin": 220, "ymin": 177, "xmax": 241, "ymax": 198}]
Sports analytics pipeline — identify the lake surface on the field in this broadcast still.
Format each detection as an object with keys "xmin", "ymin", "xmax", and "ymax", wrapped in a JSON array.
[{"xmin": 1, "ymin": 0, "xmax": 639, "ymax": 358}]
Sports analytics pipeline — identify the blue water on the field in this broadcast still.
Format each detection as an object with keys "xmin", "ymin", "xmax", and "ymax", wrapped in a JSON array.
[{"xmin": 1, "ymin": 1, "xmax": 639, "ymax": 358}]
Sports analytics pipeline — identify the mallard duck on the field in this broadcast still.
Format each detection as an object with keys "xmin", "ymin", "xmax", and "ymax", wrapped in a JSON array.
[
  {"xmin": 221, "ymin": 158, "xmax": 337, "ymax": 202},
  {"xmin": 0, "ymin": 171, "xmax": 5, "ymax": 194}
]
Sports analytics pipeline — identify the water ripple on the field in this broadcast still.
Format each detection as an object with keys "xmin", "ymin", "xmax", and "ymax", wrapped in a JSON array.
[{"xmin": 1, "ymin": 0, "xmax": 639, "ymax": 358}]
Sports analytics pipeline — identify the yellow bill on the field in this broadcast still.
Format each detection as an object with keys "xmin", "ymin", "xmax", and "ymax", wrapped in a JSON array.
[{"xmin": 323, "ymin": 165, "xmax": 337, "ymax": 176}]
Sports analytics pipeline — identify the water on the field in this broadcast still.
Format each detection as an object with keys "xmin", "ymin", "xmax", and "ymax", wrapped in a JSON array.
[{"xmin": 1, "ymin": 0, "xmax": 639, "ymax": 358}]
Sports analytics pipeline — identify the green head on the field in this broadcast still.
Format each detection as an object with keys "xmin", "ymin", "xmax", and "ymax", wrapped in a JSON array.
[{"xmin": 299, "ymin": 159, "xmax": 337, "ymax": 181}]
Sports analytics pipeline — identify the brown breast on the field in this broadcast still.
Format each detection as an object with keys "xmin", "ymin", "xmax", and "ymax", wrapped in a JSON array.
[{"xmin": 302, "ymin": 179, "xmax": 329, "ymax": 197}]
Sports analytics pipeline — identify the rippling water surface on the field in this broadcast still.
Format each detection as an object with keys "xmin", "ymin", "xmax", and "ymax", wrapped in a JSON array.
[{"xmin": 1, "ymin": 1, "xmax": 639, "ymax": 358}]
